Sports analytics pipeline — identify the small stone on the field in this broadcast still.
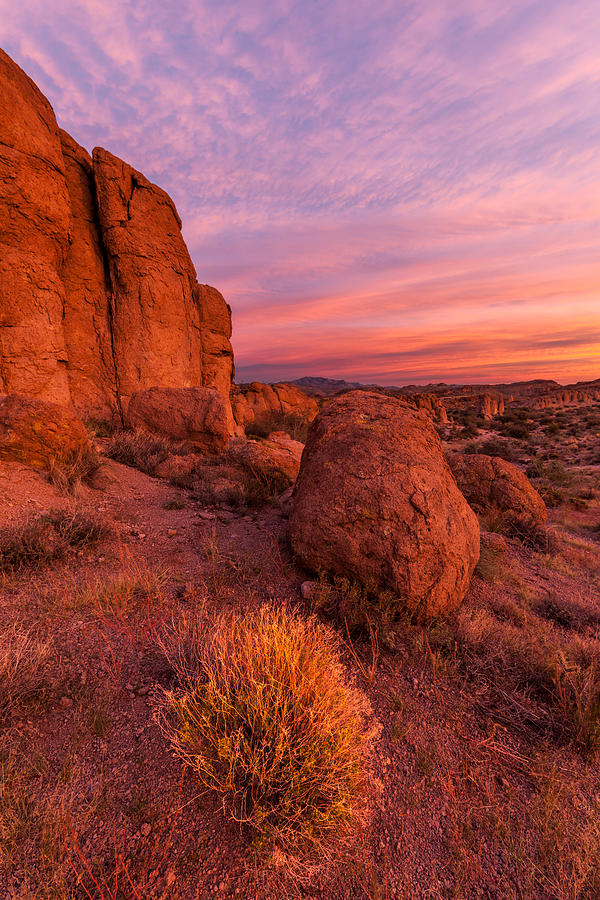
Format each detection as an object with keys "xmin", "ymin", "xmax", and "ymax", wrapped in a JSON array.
[
  {"xmin": 167, "ymin": 529, "xmax": 177, "ymax": 537},
  {"xmin": 59, "ymin": 695, "xmax": 73, "ymax": 709},
  {"xmin": 140, "ymin": 823, "xmax": 151, "ymax": 837},
  {"xmin": 300, "ymin": 580, "xmax": 316, "ymax": 601}
]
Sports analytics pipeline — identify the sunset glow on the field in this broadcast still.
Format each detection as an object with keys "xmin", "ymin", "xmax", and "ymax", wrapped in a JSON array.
[{"xmin": 2, "ymin": 0, "xmax": 598, "ymax": 384}]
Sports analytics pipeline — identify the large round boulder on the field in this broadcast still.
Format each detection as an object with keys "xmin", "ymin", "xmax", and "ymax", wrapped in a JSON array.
[
  {"xmin": 125, "ymin": 386, "xmax": 229, "ymax": 454},
  {"xmin": 0, "ymin": 394, "xmax": 91, "ymax": 469},
  {"xmin": 446, "ymin": 452, "xmax": 547, "ymax": 528},
  {"xmin": 288, "ymin": 391, "xmax": 480, "ymax": 619}
]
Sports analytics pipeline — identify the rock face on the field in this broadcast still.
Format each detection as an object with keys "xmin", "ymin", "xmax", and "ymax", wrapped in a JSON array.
[
  {"xmin": 531, "ymin": 387, "xmax": 600, "ymax": 409},
  {"xmin": 126, "ymin": 387, "xmax": 230, "ymax": 455},
  {"xmin": 0, "ymin": 49, "xmax": 234, "ymax": 427},
  {"xmin": 0, "ymin": 394, "xmax": 91, "ymax": 469},
  {"xmin": 447, "ymin": 453, "xmax": 547, "ymax": 528},
  {"xmin": 231, "ymin": 382, "xmax": 319, "ymax": 434},
  {"xmin": 288, "ymin": 392, "xmax": 480, "ymax": 619},
  {"xmin": 0, "ymin": 48, "xmax": 71, "ymax": 405},
  {"xmin": 478, "ymin": 393, "xmax": 505, "ymax": 420},
  {"xmin": 59, "ymin": 131, "xmax": 118, "ymax": 421}
]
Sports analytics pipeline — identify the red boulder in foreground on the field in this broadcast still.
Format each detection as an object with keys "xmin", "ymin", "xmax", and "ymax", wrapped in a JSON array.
[{"xmin": 288, "ymin": 391, "xmax": 480, "ymax": 619}]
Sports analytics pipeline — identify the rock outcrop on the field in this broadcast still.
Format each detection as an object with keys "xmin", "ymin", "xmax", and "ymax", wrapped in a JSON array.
[
  {"xmin": 125, "ymin": 387, "xmax": 230, "ymax": 455},
  {"xmin": 0, "ymin": 49, "xmax": 234, "ymax": 427},
  {"xmin": 447, "ymin": 452, "xmax": 547, "ymax": 529},
  {"xmin": 288, "ymin": 392, "xmax": 480, "ymax": 619},
  {"xmin": 531, "ymin": 387, "xmax": 600, "ymax": 410},
  {"xmin": 231, "ymin": 382, "xmax": 319, "ymax": 434},
  {"xmin": 478, "ymin": 392, "xmax": 505, "ymax": 420},
  {"xmin": 0, "ymin": 49, "xmax": 71, "ymax": 405},
  {"xmin": 402, "ymin": 392, "xmax": 449, "ymax": 425},
  {"xmin": 59, "ymin": 130, "xmax": 117, "ymax": 421}
]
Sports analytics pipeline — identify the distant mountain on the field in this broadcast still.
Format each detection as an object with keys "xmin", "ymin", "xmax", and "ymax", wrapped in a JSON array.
[
  {"xmin": 288, "ymin": 377, "xmax": 379, "ymax": 396},
  {"xmin": 284, "ymin": 375, "xmax": 600, "ymax": 411}
]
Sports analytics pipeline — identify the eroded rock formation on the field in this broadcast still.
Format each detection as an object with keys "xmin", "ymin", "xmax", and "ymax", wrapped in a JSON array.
[
  {"xmin": 402, "ymin": 392, "xmax": 449, "ymax": 425},
  {"xmin": 478, "ymin": 392, "xmax": 505, "ymax": 420},
  {"xmin": 0, "ymin": 49, "xmax": 234, "ymax": 427}
]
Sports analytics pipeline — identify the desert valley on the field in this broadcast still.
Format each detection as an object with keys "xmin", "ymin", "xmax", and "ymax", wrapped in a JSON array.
[{"xmin": 1, "ymin": 38, "xmax": 600, "ymax": 900}]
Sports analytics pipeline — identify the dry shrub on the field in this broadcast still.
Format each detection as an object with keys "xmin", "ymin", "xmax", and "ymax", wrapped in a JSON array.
[
  {"xmin": 156, "ymin": 604, "xmax": 373, "ymax": 868},
  {"xmin": 0, "ymin": 625, "xmax": 52, "ymax": 722},
  {"xmin": 503, "ymin": 514, "xmax": 557, "ymax": 553},
  {"xmin": 106, "ymin": 428, "xmax": 191, "ymax": 475},
  {"xmin": 0, "ymin": 508, "xmax": 107, "ymax": 572},
  {"xmin": 245, "ymin": 410, "xmax": 310, "ymax": 443},
  {"xmin": 48, "ymin": 444, "xmax": 103, "ymax": 493},
  {"xmin": 480, "ymin": 504, "xmax": 555, "ymax": 552},
  {"xmin": 454, "ymin": 606, "xmax": 600, "ymax": 751}
]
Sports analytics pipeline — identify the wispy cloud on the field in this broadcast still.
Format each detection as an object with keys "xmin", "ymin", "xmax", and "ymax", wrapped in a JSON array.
[{"xmin": 0, "ymin": 0, "xmax": 598, "ymax": 383}]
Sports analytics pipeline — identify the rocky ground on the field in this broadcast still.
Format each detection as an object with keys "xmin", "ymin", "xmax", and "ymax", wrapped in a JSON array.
[{"xmin": 1, "ymin": 398, "xmax": 600, "ymax": 900}]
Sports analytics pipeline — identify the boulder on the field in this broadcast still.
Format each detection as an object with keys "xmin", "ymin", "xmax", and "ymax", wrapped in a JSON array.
[
  {"xmin": 228, "ymin": 431, "xmax": 304, "ymax": 488},
  {"xmin": 480, "ymin": 531, "xmax": 508, "ymax": 554},
  {"xmin": 154, "ymin": 452, "xmax": 202, "ymax": 481},
  {"xmin": 125, "ymin": 387, "xmax": 229, "ymax": 454},
  {"xmin": 446, "ymin": 452, "xmax": 547, "ymax": 528},
  {"xmin": 0, "ymin": 394, "xmax": 91, "ymax": 469},
  {"xmin": 288, "ymin": 391, "xmax": 480, "ymax": 619}
]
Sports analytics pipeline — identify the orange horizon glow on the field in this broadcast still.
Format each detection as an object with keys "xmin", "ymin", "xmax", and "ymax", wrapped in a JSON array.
[{"xmin": 3, "ymin": 1, "xmax": 599, "ymax": 386}]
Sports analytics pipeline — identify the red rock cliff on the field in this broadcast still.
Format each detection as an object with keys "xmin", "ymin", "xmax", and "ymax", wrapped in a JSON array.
[{"xmin": 0, "ymin": 49, "xmax": 234, "ymax": 427}]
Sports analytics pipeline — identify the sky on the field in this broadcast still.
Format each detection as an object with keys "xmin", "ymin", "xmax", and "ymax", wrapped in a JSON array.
[{"xmin": 1, "ymin": 0, "xmax": 599, "ymax": 386}]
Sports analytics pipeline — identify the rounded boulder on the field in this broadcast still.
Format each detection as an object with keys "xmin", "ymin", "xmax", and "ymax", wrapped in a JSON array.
[
  {"xmin": 125, "ymin": 386, "xmax": 229, "ymax": 455},
  {"xmin": 0, "ymin": 394, "xmax": 91, "ymax": 469},
  {"xmin": 446, "ymin": 452, "xmax": 547, "ymax": 529},
  {"xmin": 288, "ymin": 391, "xmax": 480, "ymax": 619}
]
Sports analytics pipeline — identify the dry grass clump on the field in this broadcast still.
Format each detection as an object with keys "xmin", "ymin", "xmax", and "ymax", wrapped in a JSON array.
[
  {"xmin": 80, "ymin": 566, "xmax": 168, "ymax": 616},
  {"xmin": 453, "ymin": 606, "xmax": 600, "ymax": 751},
  {"xmin": 106, "ymin": 428, "xmax": 191, "ymax": 475},
  {"xmin": 0, "ymin": 625, "xmax": 52, "ymax": 722},
  {"xmin": 48, "ymin": 444, "xmax": 103, "ymax": 493},
  {"xmin": 480, "ymin": 504, "xmax": 556, "ymax": 552},
  {"xmin": 156, "ymin": 604, "xmax": 372, "ymax": 866},
  {"xmin": 245, "ymin": 410, "xmax": 310, "ymax": 443},
  {"xmin": 0, "ymin": 508, "xmax": 107, "ymax": 572}
]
